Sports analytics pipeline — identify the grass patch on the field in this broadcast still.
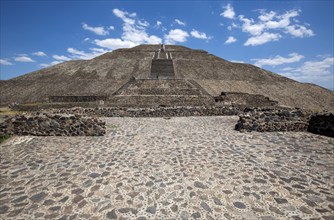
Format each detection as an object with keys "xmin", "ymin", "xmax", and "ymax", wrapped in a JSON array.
[
  {"xmin": 107, "ymin": 124, "xmax": 119, "ymax": 130},
  {"xmin": 0, "ymin": 134, "xmax": 10, "ymax": 144},
  {"xmin": 329, "ymin": 139, "xmax": 334, "ymax": 145},
  {"xmin": 0, "ymin": 107, "xmax": 25, "ymax": 116}
]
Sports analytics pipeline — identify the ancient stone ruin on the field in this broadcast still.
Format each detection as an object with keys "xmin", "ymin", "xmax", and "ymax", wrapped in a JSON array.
[
  {"xmin": 0, "ymin": 44, "xmax": 333, "ymax": 137},
  {"xmin": 1, "ymin": 44, "xmax": 333, "ymax": 110}
]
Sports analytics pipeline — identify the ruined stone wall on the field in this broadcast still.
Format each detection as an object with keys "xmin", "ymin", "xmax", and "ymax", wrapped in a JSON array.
[
  {"xmin": 0, "ymin": 114, "xmax": 106, "ymax": 137},
  {"xmin": 235, "ymin": 109, "xmax": 334, "ymax": 137},
  {"xmin": 53, "ymin": 106, "xmax": 242, "ymax": 117},
  {"xmin": 235, "ymin": 109, "xmax": 310, "ymax": 132},
  {"xmin": 215, "ymin": 92, "xmax": 278, "ymax": 108},
  {"xmin": 49, "ymin": 96, "xmax": 107, "ymax": 103},
  {"xmin": 307, "ymin": 113, "xmax": 334, "ymax": 137}
]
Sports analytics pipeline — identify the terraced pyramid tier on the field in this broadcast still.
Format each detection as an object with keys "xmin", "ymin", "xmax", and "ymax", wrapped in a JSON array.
[{"xmin": 108, "ymin": 78, "xmax": 214, "ymax": 107}]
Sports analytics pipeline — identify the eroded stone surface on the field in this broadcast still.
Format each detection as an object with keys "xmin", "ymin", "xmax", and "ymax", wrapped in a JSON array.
[{"xmin": 1, "ymin": 116, "xmax": 333, "ymax": 219}]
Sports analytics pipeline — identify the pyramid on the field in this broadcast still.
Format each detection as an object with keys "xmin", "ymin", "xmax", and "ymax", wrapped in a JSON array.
[{"xmin": 0, "ymin": 44, "xmax": 333, "ymax": 110}]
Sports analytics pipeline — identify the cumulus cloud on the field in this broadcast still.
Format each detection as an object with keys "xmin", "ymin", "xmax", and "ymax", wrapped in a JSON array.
[
  {"xmin": 230, "ymin": 60, "xmax": 245, "ymax": 63},
  {"xmin": 82, "ymin": 23, "xmax": 110, "ymax": 36},
  {"xmin": 244, "ymin": 32, "xmax": 281, "ymax": 46},
  {"xmin": 221, "ymin": 4, "xmax": 235, "ymax": 19},
  {"xmin": 164, "ymin": 29, "xmax": 189, "ymax": 44},
  {"xmin": 258, "ymin": 11, "xmax": 276, "ymax": 22},
  {"xmin": 138, "ymin": 20, "xmax": 149, "ymax": 27},
  {"xmin": 67, "ymin": 47, "xmax": 110, "ymax": 59},
  {"xmin": 94, "ymin": 38, "xmax": 137, "ymax": 50},
  {"xmin": 113, "ymin": 8, "xmax": 136, "ymax": 25},
  {"xmin": 0, "ymin": 59, "xmax": 13, "ymax": 65},
  {"xmin": 285, "ymin": 24, "xmax": 314, "ymax": 37},
  {"xmin": 175, "ymin": 19, "xmax": 186, "ymax": 26},
  {"xmin": 14, "ymin": 55, "xmax": 35, "ymax": 62},
  {"xmin": 52, "ymin": 55, "xmax": 71, "ymax": 61},
  {"xmin": 190, "ymin": 29, "xmax": 212, "ymax": 40},
  {"xmin": 32, "ymin": 51, "xmax": 47, "ymax": 57},
  {"xmin": 280, "ymin": 57, "xmax": 334, "ymax": 89},
  {"xmin": 222, "ymin": 7, "xmax": 314, "ymax": 46},
  {"xmin": 93, "ymin": 8, "xmax": 162, "ymax": 50},
  {"xmin": 40, "ymin": 63, "xmax": 50, "ymax": 68},
  {"xmin": 40, "ymin": 60, "xmax": 64, "ymax": 68},
  {"xmin": 253, "ymin": 53, "xmax": 304, "ymax": 67},
  {"xmin": 225, "ymin": 36, "xmax": 237, "ymax": 44},
  {"xmin": 239, "ymin": 15, "xmax": 265, "ymax": 36}
]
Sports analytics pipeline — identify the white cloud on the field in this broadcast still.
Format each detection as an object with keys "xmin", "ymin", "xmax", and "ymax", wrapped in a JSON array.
[
  {"xmin": 258, "ymin": 11, "xmax": 276, "ymax": 22},
  {"xmin": 253, "ymin": 53, "xmax": 304, "ymax": 67},
  {"xmin": 155, "ymin": 20, "xmax": 167, "ymax": 31},
  {"xmin": 175, "ymin": 19, "xmax": 186, "ymax": 26},
  {"xmin": 40, "ymin": 63, "xmax": 50, "ymax": 68},
  {"xmin": 164, "ymin": 29, "xmax": 189, "ymax": 44},
  {"xmin": 225, "ymin": 36, "xmax": 237, "ymax": 44},
  {"xmin": 51, "ymin": 61, "xmax": 62, "ymax": 65},
  {"xmin": 40, "ymin": 60, "xmax": 63, "ymax": 68},
  {"xmin": 223, "ymin": 8, "xmax": 314, "ymax": 46},
  {"xmin": 0, "ymin": 59, "xmax": 13, "ymax": 65},
  {"xmin": 138, "ymin": 20, "xmax": 149, "ymax": 27},
  {"xmin": 285, "ymin": 24, "xmax": 314, "ymax": 37},
  {"xmin": 221, "ymin": 4, "xmax": 235, "ymax": 19},
  {"xmin": 109, "ymin": 26, "xmax": 115, "ymax": 30},
  {"xmin": 230, "ymin": 60, "xmax": 245, "ymax": 63},
  {"xmin": 32, "ymin": 51, "xmax": 47, "ymax": 57},
  {"xmin": 52, "ymin": 55, "xmax": 71, "ymax": 61},
  {"xmin": 67, "ymin": 47, "xmax": 110, "ymax": 59},
  {"xmin": 82, "ymin": 23, "xmax": 110, "ymax": 36},
  {"xmin": 99, "ymin": 8, "xmax": 162, "ymax": 48},
  {"xmin": 94, "ymin": 38, "xmax": 137, "ymax": 50},
  {"xmin": 281, "ymin": 67, "xmax": 294, "ymax": 71},
  {"xmin": 14, "ymin": 56, "xmax": 35, "ymax": 62},
  {"xmin": 113, "ymin": 8, "xmax": 136, "ymax": 25},
  {"xmin": 239, "ymin": 15, "xmax": 265, "ymax": 36},
  {"xmin": 244, "ymin": 32, "xmax": 281, "ymax": 46},
  {"xmin": 280, "ymin": 57, "xmax": 334, "ymax": 89},
  {"xmin": 190, "ymin": 30, "xmax": 212, "ymax": 40}
]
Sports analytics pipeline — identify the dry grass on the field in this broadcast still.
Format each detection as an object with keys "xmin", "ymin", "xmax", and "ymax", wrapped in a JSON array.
[{"xmin": 0, "ymin": 107, "xmax": 25, "ymax": 116}]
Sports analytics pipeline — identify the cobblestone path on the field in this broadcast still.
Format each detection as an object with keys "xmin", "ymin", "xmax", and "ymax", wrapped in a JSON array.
[{"xmin": 1, "ymin": 116, "xmax": 333, "ymax": 219}]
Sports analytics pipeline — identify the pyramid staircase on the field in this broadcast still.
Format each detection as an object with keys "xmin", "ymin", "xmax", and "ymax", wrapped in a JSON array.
[
  {"xmin": 150, "ymin": 60, "xmax": 175, "ymax": 79},
  {"xmin": 107, "ymin": 45, "xmax": 214, "ymax": 107}
]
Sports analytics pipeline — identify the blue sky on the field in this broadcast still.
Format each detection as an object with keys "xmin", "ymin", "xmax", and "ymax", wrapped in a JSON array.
[{"xmin": 1, "ymin": 1, "xmax": 333, "ymax": 90}]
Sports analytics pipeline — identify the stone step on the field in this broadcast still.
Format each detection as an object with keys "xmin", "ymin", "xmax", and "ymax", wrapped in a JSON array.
[
  {"xmin": 122, "ymin": 88, "xmax": 203, "ymax": 96},
  {"xmin": 117, "ymin": 79, "xmax": 208, "ymax": 96},
  {"xmin": 151, "ymin": 60, "xmax": 175, "ymax": 79},
  {"xmin": 107, "ymin": 95, "xmax": 215, "ymax": 107}
]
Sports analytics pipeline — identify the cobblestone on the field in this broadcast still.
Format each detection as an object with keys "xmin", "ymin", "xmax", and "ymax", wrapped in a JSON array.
[{"xmin": 1, "ymin": 116, "xmax": 333, "ymax": 219}]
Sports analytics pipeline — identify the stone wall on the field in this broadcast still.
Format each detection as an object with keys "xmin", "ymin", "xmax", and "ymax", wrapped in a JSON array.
[
  {"xmin": 12, "ymin": 102, "xmax": 104, "ymax": 111},
  {"xmin": 53, "ymin": 106, "xmax": 242, "ymax": 117},
  {"xmin": 49, "ymin": 96, "xmax": 107, "ymax": 103},
  {"xmin": 215, "ymin": 92, "xmax": 278, "ymax": 108},
  {"xmin": 307, "ymin": 113, "xmax": 334, "ymax": 137},
  {"xmin": 235, "ymin": 109, "xmax": 334, "ymax": 137},
  {"xmin": 0, "ymin": 114, "xmax": 106, "ymax": 137},
  {"xmin": 235, "ymin": 109, "xmax": 310, "ymax": 132}
]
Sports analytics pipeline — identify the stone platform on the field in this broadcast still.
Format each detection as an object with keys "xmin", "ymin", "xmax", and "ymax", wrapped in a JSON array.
[
  {"xmin": 0, "ymin": 116, "xmax": 333, "ymax": 219},
  {"xmin": 109, "ymin": 79, "xmax": 214, "ymax": 107}
]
